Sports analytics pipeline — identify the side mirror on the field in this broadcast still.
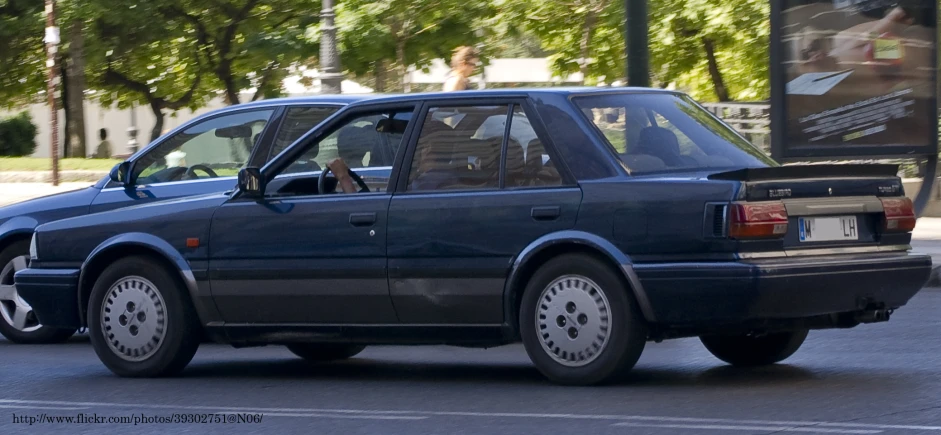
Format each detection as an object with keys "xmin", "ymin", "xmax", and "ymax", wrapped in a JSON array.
[
  {"xmin": 109, "ymin": 161, "xmax": 131, "ymax": 186},
  {"xmin": 237, "ymin": 167, "xmax": 266, "ymax": 197}
]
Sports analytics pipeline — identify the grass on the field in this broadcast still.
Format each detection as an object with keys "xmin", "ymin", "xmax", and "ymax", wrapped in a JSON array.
[{"xmin": 0, "ymin": 157, "xmax": 122, "ymax": 172}]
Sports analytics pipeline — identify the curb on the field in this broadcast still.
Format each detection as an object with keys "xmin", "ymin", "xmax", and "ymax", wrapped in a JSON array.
[{"xmin": 0, "ymin": 171, "xmax": 106, "ymax": 183}]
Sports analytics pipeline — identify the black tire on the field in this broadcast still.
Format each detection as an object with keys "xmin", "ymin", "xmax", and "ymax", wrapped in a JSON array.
[
  {"xmin": 520, "ymin": 253, "xmax": 648, "ymax": 386},
  {"xmin": 286, "ymin": 343, "xmax": 367, "ymax": 362},
  {"xmin": 700, "ymin": 329, "xmax": 809, "ymax": 367},
  {"xmin": 0, "ymin": 240, "xmax": 76, "ymax": 344},
  {"xmin": 87, "ymin": 256, "xmax": 201, "ymax": 377}
]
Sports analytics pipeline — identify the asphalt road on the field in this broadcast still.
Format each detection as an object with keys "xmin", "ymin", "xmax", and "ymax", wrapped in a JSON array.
[{"xmin": 3, "ymin": 290, "xmax": 941, "ymax": 435}]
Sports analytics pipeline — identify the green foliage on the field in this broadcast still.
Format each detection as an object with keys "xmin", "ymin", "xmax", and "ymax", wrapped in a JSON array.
[
  {"xmin": 0, "ymin": 1, "xmax": 46, "ymax": 108},
  {"xmin": 0, "ymin": 112, "xmax": 38, "ymax": 157},
  {"xmin": 649, "ymin": 0, "xmax": 769, "ymax": 101},
  {"xmin": 336, "ymin": 0, "xmax": 494, "ymax": 91}
]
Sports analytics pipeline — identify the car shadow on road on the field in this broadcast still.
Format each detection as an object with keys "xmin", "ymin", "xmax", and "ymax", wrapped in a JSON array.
[{"xmin": 177, "ymin": 356, "xmax": 825, "ymax": 388}]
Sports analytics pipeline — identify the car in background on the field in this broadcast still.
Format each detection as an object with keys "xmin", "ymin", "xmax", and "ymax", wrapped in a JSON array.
[
  {"xmin": 15, "ymin": 88, "xmax": 931, "ymax": 385},
  {"xmin": 0, "ymin": 95, "xmax": 380, "ymax": 344}
]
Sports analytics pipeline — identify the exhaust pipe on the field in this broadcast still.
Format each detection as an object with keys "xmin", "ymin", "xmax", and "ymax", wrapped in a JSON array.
[{"xmin": 854, "ymin": 309, "xmax": 892, "ymax": 324}]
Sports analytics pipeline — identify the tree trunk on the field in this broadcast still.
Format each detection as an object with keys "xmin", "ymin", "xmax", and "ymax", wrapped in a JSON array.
[
  {"xmin": 66, "ymin": 18, "xmax": 87, "ymax": 157},
  {"xmin": 395, "ymin": 38, "xmax": 407, "ymax": 92},
  {"xmin": 579, "ymin": 10, "xmax": 596, "ymax": 85},
  {"xmin": 702, "ymin": 36, "xmax": 730, "ymax": 102},
  {"xmin": 374, "ymin": 60, "xmax": 386, "ymax": 92},
  {"xmin": 149, "ymin": 101, "xmax": 165, "ymax": 143},
  {"xmin": 59, "ymin": 56, "xmax": 71, "ymax": 158}
]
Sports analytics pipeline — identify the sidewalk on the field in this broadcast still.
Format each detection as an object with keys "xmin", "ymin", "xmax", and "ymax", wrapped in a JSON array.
[{"xmin": 0, "ymin": 182, "xmax": 93, "ymax": 207}]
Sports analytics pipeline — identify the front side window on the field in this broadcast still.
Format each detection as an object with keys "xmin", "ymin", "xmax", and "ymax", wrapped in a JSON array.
[
  {"xmin": 573, "ymin": 93, "xmax": 777, "ymax": 175},
  {"xmin": 266, "ymin": 106, "xmax": 339, "ymax": 162},
  {"xmin": 277, "ymin": 109, "xmax": 414, "ymax": 192},
  {"xmin": 406, "ymin": 105, "xmax": 509, "ymax": 192},
  {"xmin": 133, "ymin": 109, "xmax": 274, "ymax": 184}
]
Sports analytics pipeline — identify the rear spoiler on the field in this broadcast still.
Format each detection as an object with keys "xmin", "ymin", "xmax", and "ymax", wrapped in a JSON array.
[{"xmin": 707, "ymin": 164, "xmax": 900, "ymax": 182}]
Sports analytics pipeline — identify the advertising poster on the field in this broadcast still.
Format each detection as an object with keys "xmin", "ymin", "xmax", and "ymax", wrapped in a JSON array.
[{"xmin": 772, "ymin": 0, "xmax": 938, "ymax": 159}]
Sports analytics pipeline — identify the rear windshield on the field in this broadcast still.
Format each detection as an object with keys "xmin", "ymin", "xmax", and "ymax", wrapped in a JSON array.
[{"xmin": 572, "ymin": 93, "xmax": 777, "ymax": 175}]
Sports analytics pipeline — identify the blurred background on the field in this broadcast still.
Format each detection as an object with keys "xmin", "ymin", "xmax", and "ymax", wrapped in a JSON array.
[{"xmin": 0, "ymin": 0, "xmax": 770, "ymax": 164}]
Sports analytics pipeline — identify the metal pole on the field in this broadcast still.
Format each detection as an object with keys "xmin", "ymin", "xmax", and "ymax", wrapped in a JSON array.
[
  {"xmin": 625, "ymin": 0, "xmax": 649, "ymax": 87},
  {"xmin": 44, "ymin": 0, "xmax": 60, "ymax": 186},
  {"xmin": 319, "ymin": 0, "xmax": 343, "ymax": 94}
]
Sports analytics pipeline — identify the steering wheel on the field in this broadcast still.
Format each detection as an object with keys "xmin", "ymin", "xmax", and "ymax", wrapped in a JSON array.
[
  {"xmin": 319, "ymin": 166, "xmax": 370, "ymax": 194},
  {"xmin": 184, "ymin": 164, "xmax": 219, "ymax": 179}
]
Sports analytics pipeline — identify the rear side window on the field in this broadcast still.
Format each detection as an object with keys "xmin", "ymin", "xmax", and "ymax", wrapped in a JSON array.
[
  {"xmin": 406, "ymin": 105, "xmax": 508, "ymax": 192},
  {"xmin": 503, "ymin": 105, "xmax": 562, "ymax": 188},
  {"xmin": 573, "ymin": 93, "xmax": 776, "ymax": 175},
  {"xmin": 267, "ymin": 106, "xmax": 338, "ymax": 161}
]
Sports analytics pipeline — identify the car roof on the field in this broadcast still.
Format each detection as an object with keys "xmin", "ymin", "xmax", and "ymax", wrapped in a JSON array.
[
  {"xmin": 207, "ymin": 87, "xmax": 678, "ymax": 114},
  {"xmin": 341, "ymin": 87, "xmax": 680, "ymax": 107}
]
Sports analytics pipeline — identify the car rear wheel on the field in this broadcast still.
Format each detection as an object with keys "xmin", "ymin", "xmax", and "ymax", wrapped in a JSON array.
[
  {"xmin": 520, "ymin": 253, "xmax": 648, "ymax": 386},
  {"xmin": 0, "ymin": 240, "xmax": 76, "ymax": 344},
  {"xmin": 88, "ymin": 256, "xmax": 200, "ymax": 377},
  {"xmin": 286, "ymin": 343, "xmax": 367, "ymax": 362},
  {"xmin": 700, "ymin": 329, "xmax": 809, "ymax": 367}
]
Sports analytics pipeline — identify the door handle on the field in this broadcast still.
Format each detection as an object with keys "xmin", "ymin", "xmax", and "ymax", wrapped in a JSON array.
[
  {"xmin": 531, "ymin": 206, "xmax": 561, "ymax": 221},
  {"xmin": 349, "ymin": 212, "xmax": 377, "ymax": 226}
]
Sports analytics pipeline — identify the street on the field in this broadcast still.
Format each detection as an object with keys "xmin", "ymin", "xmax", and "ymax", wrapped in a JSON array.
[{"xmin": 2, "ymin": 289, "xmax": 940, "ymax": 434}]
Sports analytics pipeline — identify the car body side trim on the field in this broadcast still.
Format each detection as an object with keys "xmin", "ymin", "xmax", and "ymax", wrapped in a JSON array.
[
  {"xmin": 77, "ymin": 232, "xmax": 206, "ymax": 325},
  {"xmin": 503, "ymin": 230, "xmax": 656, "ymax": 330},
  {"xmin": 738, "ymin": 244, "xmax": 912, "ymax": 259}
]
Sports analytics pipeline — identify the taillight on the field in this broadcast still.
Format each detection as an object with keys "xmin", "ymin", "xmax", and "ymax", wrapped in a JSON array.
[
  {"xmin": 728, "ymin": 201, "xmax": 788, "ymax": 239},
  {"xmin": 880, "ymin": 197, "xmax": 916, "ymax": 232}
]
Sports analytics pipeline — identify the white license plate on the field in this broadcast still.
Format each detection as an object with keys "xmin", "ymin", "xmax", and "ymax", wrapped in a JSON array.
[{"xmin": 799, "ymin": 216, "xmax": 858, "ymax": 242}]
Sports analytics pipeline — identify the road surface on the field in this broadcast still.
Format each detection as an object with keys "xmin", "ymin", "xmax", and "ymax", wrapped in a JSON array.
[{"xmin": 2, "ymin": 289, "xmax": 940, "ymax": 434}]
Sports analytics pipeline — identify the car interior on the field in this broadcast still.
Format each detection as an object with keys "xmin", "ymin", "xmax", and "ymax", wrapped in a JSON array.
[
  {"xmin": 265, "ymin": 113, "xmax": 408, "ymax": 197},
  {"xmin": 581, "ymin": 104, "xmax": 738, "ymax": 175},
  {"xmin": 407, "ymin": 107, "xmax": 561, "ymax": 191}
]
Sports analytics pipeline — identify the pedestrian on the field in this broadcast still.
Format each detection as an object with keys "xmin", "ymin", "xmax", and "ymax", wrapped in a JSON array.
[
  {"xmin": 443, "ymin": 46, "xmax": 480, "ymax": 92},
  {"xmin": 94, "ymin": 128, "xmax": 112, "ymax": 159}
]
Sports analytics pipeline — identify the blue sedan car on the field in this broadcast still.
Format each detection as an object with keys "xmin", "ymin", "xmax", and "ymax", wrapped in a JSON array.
[
  {"xmin": 0, "ymin": 95, "xmax": 370, "ymax": 343},
  {"xmin": 15, "ymin": 88, "xmax": 931, "ymax": 385}
]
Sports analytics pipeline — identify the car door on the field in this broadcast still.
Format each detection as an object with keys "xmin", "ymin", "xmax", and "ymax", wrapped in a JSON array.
[
  {"xmin": 387, "ymin": 100, "xmax": 582, "ymax": 325},
  {"xmin": 207, "ymin": 104, "xmax": 418, "ymax": 325},
  {"xmin": 89, "ymin": 105, "xmax": 340, "ymax": 213}
]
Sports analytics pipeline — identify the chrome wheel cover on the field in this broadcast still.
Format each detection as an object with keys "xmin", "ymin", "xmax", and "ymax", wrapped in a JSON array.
[
  {"xmin": 100, "ymin": 276, "xmax": 167, "ymax": 362},
  {"xmin": 0, "ymin": 255, "xmax": 41, "ymax": 332},
  {"xmin": 536, "ymin": 275, "xmax": 612, "ymax": 367}
]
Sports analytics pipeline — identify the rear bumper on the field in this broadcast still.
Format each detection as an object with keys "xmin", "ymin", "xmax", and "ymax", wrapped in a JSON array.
[
  {"xmin": 14, "ymin": 268, "xmax": 81, "ymax": 329},
  {"xmin": 634, "ymin": 252, "xmax": 932, "ymax": 326}
]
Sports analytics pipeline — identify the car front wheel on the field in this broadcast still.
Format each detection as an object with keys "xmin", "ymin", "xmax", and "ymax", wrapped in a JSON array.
[
  {"xmin": 700, "ymin": 329, "xmax": 809, "ymax": 367},
  {"xmin": 286, "ymin": 343, "xmax": 367, "ymax": 362},
  {"xmin": 520, "ymin": 253, "xmax": 648, "ymax": 386},
  {"xmin": 87, "ymin": 256, "xmax": 200, "ymax": 377},
  {"xmin": 0, "ymin": 240, "xmax": 76, "ymax": 344}
]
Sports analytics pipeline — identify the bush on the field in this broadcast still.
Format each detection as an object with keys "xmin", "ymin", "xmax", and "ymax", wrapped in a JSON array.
[{"xmin": 0, "ymin": 112, "xmax": 38, "ymax": 157}]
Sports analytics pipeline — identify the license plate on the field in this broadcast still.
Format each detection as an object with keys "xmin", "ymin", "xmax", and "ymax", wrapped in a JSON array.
[{"xmin": 799, "ymin": 216, "xmax": 858, "ymax": 242}]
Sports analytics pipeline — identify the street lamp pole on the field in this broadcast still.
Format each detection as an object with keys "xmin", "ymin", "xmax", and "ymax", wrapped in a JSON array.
[
  {"xmin": 43, "ymin": 0, "xmax": 60, "ymax": 186},
  {"xmin": 319, "ymin": 0, "xmax": 343, "ymax": 94},
  {"xmin": 625, "ymin": 0, "xmax": 650, "ymax": 87}
]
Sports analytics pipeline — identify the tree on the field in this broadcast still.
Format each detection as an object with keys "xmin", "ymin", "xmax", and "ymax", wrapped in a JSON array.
[
  {"xmin": 648, "ymin": 0, "xmax": 769, "ymax": 101},
  {"xmin": 85, "ymin": 0, "xmax": 211, "ymax": 142},
  {"xmin": 0, "ymin": 0, "xmax": 46, "ymax": 108},
  {"xmin": 503, "ymin": 0, "xmax": 625, "ymax": 85},
  {"xmin": 337, "ymin": 0, "xmax": 493, "ymax": 92},
  {"xmin": 157, "ymin": 0, "xmax": 321, "ymax": 104}
]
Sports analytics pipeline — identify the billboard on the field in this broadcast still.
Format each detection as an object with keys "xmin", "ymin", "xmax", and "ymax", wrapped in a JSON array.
[{"xmin": 770, "ymin": 0, "xmax": 938, "ymax": 160}]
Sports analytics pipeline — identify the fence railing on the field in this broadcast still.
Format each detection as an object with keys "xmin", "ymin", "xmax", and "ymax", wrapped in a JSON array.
[{"xmin": 700, "ymin": 102, "xmax": 771, "ymax": 153}]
